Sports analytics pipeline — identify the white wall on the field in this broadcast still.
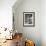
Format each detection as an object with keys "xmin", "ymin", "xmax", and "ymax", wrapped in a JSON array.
[
  {"xmin": 41, "ymin": 0, "xmax": 46, "ymax": 46},
  {"xmin": 13, "ymin": 0, "xmax": 41, "ymax": 46},
  {"xmin": 0, "ymin": 0, "xmax": 16, "ymax": 30}
]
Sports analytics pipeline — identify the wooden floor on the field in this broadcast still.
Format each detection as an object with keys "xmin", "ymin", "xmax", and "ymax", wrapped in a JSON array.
[{"xmin": 0, "ymin": 39, "xmax": 16, "ymax": 46}]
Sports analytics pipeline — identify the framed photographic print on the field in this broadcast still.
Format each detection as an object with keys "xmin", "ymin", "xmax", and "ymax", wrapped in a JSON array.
[{"xmin": 23, "ymin": 12, "xmax": 35, "ymax": 27}]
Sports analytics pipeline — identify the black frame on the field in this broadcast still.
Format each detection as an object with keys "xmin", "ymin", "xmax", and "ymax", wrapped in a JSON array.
[{"xmin": 23, "ymin": 12, "xmax": 35, "ymax": 27}]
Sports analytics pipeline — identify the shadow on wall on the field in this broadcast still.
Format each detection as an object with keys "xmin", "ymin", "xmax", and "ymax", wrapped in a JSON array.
[{"xmin": 12, "ymin": 0, "xmax": 24, "ymax": 10}]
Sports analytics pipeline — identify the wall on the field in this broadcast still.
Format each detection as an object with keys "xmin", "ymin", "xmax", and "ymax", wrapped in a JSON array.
[
  {"xmin": 0, "ymin": 0, "xmax": 16, "ymax": 30},
  {"xmin": 13, "ymin": 0, "xmax": 41, "ymax": 46},
  {"xmin": 41, "ymin": 0, "xmax": 46, "ymax": 46}
]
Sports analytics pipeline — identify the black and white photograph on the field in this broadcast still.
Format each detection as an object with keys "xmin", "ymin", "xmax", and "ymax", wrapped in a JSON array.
[{"xmin": 23, "ymin": 12, "xmax": 35, "ymax": 27}]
